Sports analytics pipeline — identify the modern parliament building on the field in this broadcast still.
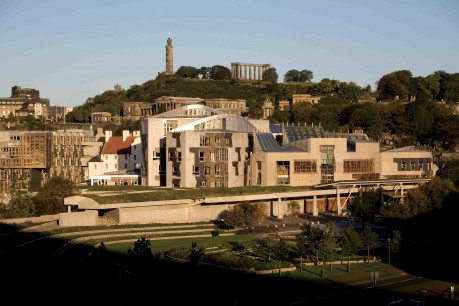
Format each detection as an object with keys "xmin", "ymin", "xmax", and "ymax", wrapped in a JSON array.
[{"xmin": 140, "ymin": 104, "xmax": 435, "ymax": 188}]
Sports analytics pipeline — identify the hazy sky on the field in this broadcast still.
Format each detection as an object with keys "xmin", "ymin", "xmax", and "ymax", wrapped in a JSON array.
[{"xmin": 1, "ymin": 0, "xmax": 458, "ymax": 107}]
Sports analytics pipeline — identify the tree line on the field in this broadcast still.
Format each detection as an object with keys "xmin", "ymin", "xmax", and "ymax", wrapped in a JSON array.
[{"xmin": 0, "ymin": 177, "xmax": 78, "ymax": 219}]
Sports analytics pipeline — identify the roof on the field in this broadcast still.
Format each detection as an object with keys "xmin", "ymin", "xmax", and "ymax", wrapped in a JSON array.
[
  {"xmin": 101, "ymin": 136, "xmax": 137, "ymax": 155},
  {"xmin": 269, "ymin": 123, "xmax": 283, "ymax": 134},
  {"xmin": 88, "ymin": 155, "xmax": 103, "ymax": 163}
]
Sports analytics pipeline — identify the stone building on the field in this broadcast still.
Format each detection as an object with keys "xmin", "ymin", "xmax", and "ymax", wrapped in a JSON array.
[
  {"xmin": 0, "ymin": 85, "xmax": 50, "ymax": 119},
  {"xmin": 0, "ymin": 129, "xmax": 103, "ymax": 192},
  {"xmin": 292, "ymin": 94, "xmax": 322, "ymax": 105},
  {"xmin": 123, "ymin": 102, "xmax": 154, "ymax": 120},
  {"xmin": 141, "ymin": 104, "xmax": 435, "ymax": 189}
]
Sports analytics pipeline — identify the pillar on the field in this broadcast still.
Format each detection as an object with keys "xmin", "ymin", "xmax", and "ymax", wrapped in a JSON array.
[
  {"xmin": 313, "ymin": 195, "xmax": 318, "ymax": 216},
  {"xmin": 336, "ymin": 187, "xmax": 342, "ymax": 215},
  {"xmin": 258, "ymin": 66, "xmax": 262, "ymax": 80},
  {"xmin": 249, "ymin": 65, "xmax": 252, "ymax": 80},
  {"xmin": 277, "ymin": 197, "xmax": 283, "ymax": 219}
]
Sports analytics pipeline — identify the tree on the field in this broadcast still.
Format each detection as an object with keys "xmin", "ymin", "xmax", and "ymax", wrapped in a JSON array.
[
  {"xmin": 388, "ymin": 228, "xmax": 402, "ymax": 267},
  {"xmin": 271, "ymin": 234, "xmax": 290, "ymax": 276},
  {"xmin": 128, "ymin": 237, "xmax": 153, "ymax": 257},
  {"xmin": 287, "ymin": 200, "xmax": 301, "ymax": 224},
  {"xmin": 3, "ymin": 187, "xmax": 36, "ymax": 218},
  {"xmin": 436, "ymin": 159, "xmax": 459, "ymax": 187},
  {"xmin": 262, "ymin": 67, "xmax": 278, "ymax": 83},
  {"xmin": 209, "ymin": 65, "xmax": 231, "ymax": 80},
  {"xmin": 349, "ymin": 189, "xmax": 381, "ymax": 226},
  {"xmin": 319, "ymin": 222, "xmax": 339, "ymax": 275},
  {"xmin": 225, "ymin": 201, "xmax": 266, "ymax": 229},
  {"xmin": 33, "ymin": 176, "xmax": 79, "ymax": 216},
  {"xmin": 361, "ymin": 225, "xmax": 378, "ymax": 263},
  {"xmin": 189, "ymin": 241, "xmax": 205, "ymax": 264},
  {"xmin": 175, "ymin": 66, "xmax": 200, "ymax": 79},
  {"xmin": 339, "ymin": 226, "xmax": 362, "ymax": 272},
  {"xmin": 284, "ymin": 69, "xmax": 313, "ymax": 82},
  {"xmin": 284, "ymin": 69, "xmax": 300, "ymax": 82},
  {"xmin": 256, "ymin": 226, "xmax": 281, "ymax": 266}
]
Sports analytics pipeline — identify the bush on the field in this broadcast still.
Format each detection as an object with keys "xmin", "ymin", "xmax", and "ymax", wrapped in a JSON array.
[{"xmin": 211, "ymin": 230, "xmax": 220, "ymax": 236}]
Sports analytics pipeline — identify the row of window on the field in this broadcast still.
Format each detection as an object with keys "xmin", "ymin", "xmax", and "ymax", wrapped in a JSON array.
[
  {"xmin": 199, "ymin": 135, "xmax": 230, "ymax": 147},
  {"xmin": 168, "ymin": 149, "xmax": 228, "ymax": 162},
  {"xmin": 172, "ymin": 164, "xmax": 229, "ymax": 176}
]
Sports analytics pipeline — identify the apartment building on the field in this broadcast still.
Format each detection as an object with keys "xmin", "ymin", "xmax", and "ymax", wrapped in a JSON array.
[
  {"xmin": 88, "ymin": 130, "xmax": 141, "ymax": 186},
  {"xmin": 141, "ymin": 104, "xmax": 435, "ymax": 189},
  {"xmin": 0, "ymin": 129, "xmax": 102, "ymax": 191},
  {"xmin": 0, "ymin": 85, "xmax": 50, "ymax": 120}
]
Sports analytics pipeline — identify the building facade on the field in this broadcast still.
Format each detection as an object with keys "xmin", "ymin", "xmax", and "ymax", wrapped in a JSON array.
[
  {"xmin": 0, "ymin": 85, "xmax": 50, "ymax": 119},
  {"xmin": 141, "ymin": 104, "xmax": 436, "ymax": 189},
  {"xmin": 0, "ymin": 130, "xmax": 102, "ymax": 191}
]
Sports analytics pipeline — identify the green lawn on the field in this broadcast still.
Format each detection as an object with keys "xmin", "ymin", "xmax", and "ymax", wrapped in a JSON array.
[{"xmin": 79, "ymin": 185, "xmax": 314, "ymax": 204}]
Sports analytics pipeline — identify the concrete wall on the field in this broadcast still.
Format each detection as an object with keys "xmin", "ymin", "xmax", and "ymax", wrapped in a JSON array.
[
  {"xmin": 59, "ymin": 211, "xmax": 98, "ymax": 227},
  {"xmin": 0, "ymin": 214, "xmax": 59, "ymax": 225}
]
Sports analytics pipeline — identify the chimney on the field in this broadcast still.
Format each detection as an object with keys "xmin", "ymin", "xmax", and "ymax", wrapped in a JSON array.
[
  {"xmin": 122, "ymin": 130, "xmax": 130, "ymax": 141},
  {"xmin": 105, "ymin": 130, "xmax": 112, "ymax": 142}
]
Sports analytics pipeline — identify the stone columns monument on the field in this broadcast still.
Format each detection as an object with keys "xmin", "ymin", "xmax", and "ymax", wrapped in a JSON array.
[{"xmin": 231, "ymin": 62, "xmax": 271, "ymax": 80}]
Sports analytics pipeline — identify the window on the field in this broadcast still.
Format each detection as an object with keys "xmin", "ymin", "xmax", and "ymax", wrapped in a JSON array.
[
  {"xmin": 193, "ymin": 166, "xmax": 200, "ymax": 175},
  {"xmin": 172, "ymin": 166, "xmax": 178, "ymax": 175},
  {"xmin": 215, "ymin": 137, "xmax": 221, "ymax": 146},
  {"xmin": 94, "ymin": 164, "xmax": 97, "ymax": 169},
  {"xmin": 277, "ymin": 161, "xmax": 290, "ymax": 185},
  {"xmin": 200, "ymin": 180, "xmax": 207, "ymax": 187},
  {"xmin": 320, "ymin": 145, "xmax": 334, "ymax": 165},
  {"xmin": 133, "ymin": 155, "xmax": 137, "ymax": 160},
  {"xmin": 124, "ymin": 163, "xmax": 127, "ymax": 169},
  {"xmin": 169, "ymin": 151, "xmax": 174, "ymax": 161},
  {"xmin": 205, "ymin": 166, "xmax": 211, "ymax": 175},
  {"xmin": 215, "ymin": 166, "xmax": 221, "ymax": 175},
  {"xmin": 294, "ymin": 160, "xmax": 317, "ymax": 173},
  {"xmin": 177, "ymin": 152, "xmax": 181, "ymax": 161},
  {"xmin": 199, "ymin": 151, "xmax": 204, "ymax": 161},
  {"xmin": 125, "ymin": 155, "xmax": 128, "ymax": 160},
  {"xmin": 343, "ymin": 159, "xmax": 375, "ymax": 173}
]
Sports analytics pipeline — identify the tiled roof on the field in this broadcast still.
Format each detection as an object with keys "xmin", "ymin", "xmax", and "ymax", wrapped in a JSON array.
[{"xmin": 101, "ymin": 136, "xmax": 136, "ymax": 155}]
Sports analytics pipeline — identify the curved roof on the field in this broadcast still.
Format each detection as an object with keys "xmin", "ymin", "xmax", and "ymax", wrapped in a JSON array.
[
  {"xmin": 172, "ymin": 113, "xmax": 257, "ymax": 133},
  {"xmin": 153, "ymin": 104, "xmax": 224, "ymax": 118}
]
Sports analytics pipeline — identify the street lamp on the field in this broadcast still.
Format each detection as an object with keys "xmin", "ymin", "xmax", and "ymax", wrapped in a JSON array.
[{"xmin": 388, "ymin": 237, "xmax": 391, "ymax": 273}]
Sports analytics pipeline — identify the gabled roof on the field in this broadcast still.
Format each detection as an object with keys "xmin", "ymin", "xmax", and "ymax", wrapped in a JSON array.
[
  {"xmin": 101, "ymin": 136, "xmax": 137, "ymax": 155},
  {"xmin": 88, "ymin": 155, "xmax": 103, "ymax": 163}
]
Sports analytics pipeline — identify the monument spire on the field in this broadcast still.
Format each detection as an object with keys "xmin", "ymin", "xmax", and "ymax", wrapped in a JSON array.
[{"xmin": 165, "ymin": 32, "xmax": 174, "ymax": 75}]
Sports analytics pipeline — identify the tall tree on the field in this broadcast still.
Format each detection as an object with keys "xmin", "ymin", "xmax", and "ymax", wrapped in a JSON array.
[
  {"xmin": 361, "ymin": 225, "xmax": 378, "ymax": 263},
  {"xmin": 388, "ymin": 228, "xmax": 402, "ymax": 267},
  {"xmin": 339, "ymin": 226, "xmax": 362, "ymax": 272},
  {"xmin": 262, "ymin": 67, "xmax": 278, "ymax": 83}
]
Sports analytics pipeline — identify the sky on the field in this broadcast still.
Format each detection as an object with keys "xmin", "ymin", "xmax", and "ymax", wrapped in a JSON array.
[{"xmin": 0, "ymin": 0, "xmax": 458, "ymax": 107}]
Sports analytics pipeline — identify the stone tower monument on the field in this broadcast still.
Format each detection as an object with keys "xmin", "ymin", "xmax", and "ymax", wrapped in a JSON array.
[{"xmin": 165, "ymin": 32, "xmax": 173, "ymax": 75}]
